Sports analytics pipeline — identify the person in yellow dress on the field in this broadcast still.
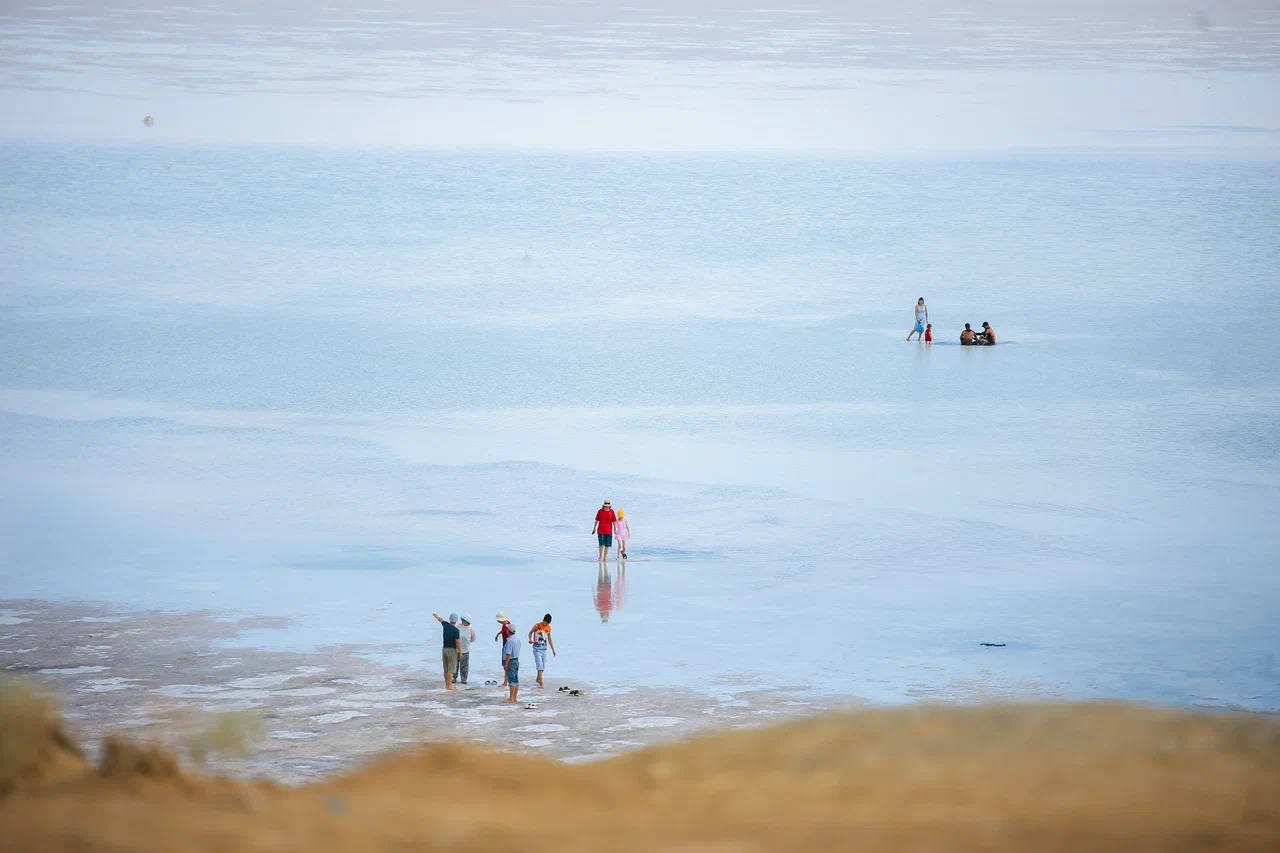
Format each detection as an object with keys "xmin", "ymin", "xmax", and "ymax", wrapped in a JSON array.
[{"xmin": 614, "ymin": 508, "xmax": 631, "ymax": 559}]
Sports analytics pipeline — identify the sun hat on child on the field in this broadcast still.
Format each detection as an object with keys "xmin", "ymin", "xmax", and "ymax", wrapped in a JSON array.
[{"xmin": 495, "ymin": 611, "xmax": 509, "ymax": 623}]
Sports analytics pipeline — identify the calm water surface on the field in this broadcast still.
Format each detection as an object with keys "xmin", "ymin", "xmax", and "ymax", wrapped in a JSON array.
[{"xmin": 1, "ymin": 144, "xmax": 1277, "ymax": 709}]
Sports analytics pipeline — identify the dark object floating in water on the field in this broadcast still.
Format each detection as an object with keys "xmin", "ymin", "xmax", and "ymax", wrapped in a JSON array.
[
  {"xmin": 981, "ymin": 643, "xmax": 1006, "ymax": 647},
  {"xmin": 142, "ymin": 116, "xmax": 154, "ymax": 126},
  {"xmin": 568, "ymin": 689, "xmax": 584, "ymax": 696}
]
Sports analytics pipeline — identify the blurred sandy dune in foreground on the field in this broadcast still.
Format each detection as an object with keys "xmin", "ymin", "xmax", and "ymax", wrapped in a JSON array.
[{"xmin": 3, "ymin": 682, "xmax": 1278, "ymax": 852}]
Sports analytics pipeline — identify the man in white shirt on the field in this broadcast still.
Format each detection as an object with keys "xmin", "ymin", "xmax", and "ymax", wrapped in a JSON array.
[{"xmin": 456, "ymin": 614, "xmax": 477, "ymax": 684}]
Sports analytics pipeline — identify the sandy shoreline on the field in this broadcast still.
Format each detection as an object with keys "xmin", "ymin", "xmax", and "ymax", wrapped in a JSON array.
[
  {"xmin": 5, "ymin": 686, "xmax": 1279, "ymax": 853},
  {"xmin": 1, "ymin": 598, "xmax": 855, "ymax": 783}
]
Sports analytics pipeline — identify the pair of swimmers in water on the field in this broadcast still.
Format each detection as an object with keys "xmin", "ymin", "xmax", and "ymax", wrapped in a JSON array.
[{"xmin": 960, "ymin": 322, "xmax": 996, "ymax": 346}]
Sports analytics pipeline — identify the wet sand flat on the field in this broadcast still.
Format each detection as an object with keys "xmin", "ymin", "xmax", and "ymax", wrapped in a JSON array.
[{"xmin": 2, "ymin": 598, "xmax": 865, "ymax": 782}]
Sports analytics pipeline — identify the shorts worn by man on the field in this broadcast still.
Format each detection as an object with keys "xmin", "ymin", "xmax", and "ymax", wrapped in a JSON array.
[{"xmin": 593, "ymin": 499, "xmax": 617, "ymax": 561}]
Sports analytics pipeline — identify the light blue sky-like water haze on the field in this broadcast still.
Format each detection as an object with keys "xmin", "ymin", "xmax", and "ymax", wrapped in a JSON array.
[
  {"xmin": 1, "ymin": 1, "xmax": 1279, "ymax": 153},
  {"xmin": 0, "ymin": 2, "xmax": 1278, "ymax": 712}
]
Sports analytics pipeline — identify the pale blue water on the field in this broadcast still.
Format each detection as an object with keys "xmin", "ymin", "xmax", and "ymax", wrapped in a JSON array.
[{"xmin": 1, "ymin": 143, "xmax": 1278, "ymax": 710}]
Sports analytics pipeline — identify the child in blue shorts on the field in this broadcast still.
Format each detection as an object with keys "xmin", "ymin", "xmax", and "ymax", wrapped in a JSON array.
[{"xmin": 502, "ymin": 627, "xmax": 521, "ymax": 704}]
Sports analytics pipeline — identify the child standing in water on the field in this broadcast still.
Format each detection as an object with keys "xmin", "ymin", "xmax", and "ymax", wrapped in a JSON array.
[
  {"xmin": 494, "ymin": 612, "xmax": 513, "ymax": 687},
  {"xmin": 924, "ymin": 323, "xmax": 933, "ymax": 343},
  {"xmin": 614, "ymin": 509, "xmax": 630, "ymax": 559}
]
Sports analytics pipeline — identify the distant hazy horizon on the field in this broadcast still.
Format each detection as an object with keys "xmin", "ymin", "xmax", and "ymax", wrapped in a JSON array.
[{"xmin": 2, "ymin": 0, "xmax": 1278, "ymax": 153}]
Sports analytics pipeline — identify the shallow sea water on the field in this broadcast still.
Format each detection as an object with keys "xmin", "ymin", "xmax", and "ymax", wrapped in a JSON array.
[{"xmin": 1, "ymin": 145, "xmax": 1278, "ymax": 711}]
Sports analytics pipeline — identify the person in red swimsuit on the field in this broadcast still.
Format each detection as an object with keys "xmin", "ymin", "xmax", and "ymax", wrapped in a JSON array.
[
  {"xmin": 592, "ymin": 499, "xmax": 617, "ymax": 562},
  {"xmin": 924, "ymin": 323, "xmax": 933, "ymax": 343}
]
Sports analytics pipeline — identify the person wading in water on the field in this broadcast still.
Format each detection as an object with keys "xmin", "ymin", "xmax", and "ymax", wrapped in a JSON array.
[{"xmin": 907, "ymin": 297, "xmax": 929, "ymax": 341}]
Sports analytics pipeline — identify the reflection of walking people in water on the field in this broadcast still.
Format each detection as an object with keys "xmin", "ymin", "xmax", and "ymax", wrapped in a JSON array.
[
  {"xmin": 592, "ymin": 499, "xmax": 617, "ymax": 561},
  {"xmin": 613, "ymin": 561, "xmax": 626, "ymax": 612},
  {"xmin": 614, "ymin": 509, "xmax": 630, "ymax": 560},
  {"xmin": 595, "ymin": 562, "xmax": 613, "ymax": 623}
]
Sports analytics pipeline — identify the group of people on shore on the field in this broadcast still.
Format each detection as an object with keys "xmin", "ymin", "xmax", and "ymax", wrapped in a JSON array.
[
  {"xmin": 431, "ymin": 610, "xmax": 556, "ymax": 704},
  {"xmin": 907, "ymin": 297, "xmax": 997, "ymax": 346},
  {"xmin": 428, "ymin": 500, "xmax": 633, "ymax": 702}
]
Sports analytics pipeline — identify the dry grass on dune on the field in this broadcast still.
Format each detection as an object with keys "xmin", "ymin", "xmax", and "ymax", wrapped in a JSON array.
[{"xmin": 2, "ymin": 677, "xmax": 1278, "ymax": 852}]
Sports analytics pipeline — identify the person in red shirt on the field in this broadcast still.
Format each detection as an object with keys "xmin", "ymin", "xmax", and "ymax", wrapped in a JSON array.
[
  {"xmin": 592, "ymin": 499, "xmax": 617, "ymax": 562},
  {"xmin": 924, "ymin": 323, "xmax": 933, "ymax": 343}
]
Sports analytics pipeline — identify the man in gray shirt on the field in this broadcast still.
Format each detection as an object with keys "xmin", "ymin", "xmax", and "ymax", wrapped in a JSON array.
[{"xmin": 502, "ymin": 625, "xmax": 521, "ymax": 704}]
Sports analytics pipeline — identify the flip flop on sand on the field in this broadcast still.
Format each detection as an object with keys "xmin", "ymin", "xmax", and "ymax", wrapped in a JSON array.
[
  {"xmin": 524, "ymin": 703, "xmax": 537, "ymax": 709},
  {"xmin": 568, "ymin": 689, "xmax": 584, "ymax": 697}
]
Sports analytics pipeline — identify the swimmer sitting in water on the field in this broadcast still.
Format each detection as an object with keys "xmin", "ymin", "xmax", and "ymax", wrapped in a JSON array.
[
  {"xmin": 960, "ymin": 323, "xmax": 977, "ymax": 346},
  {"xmin": 976, "ymin": 322, "xmax": 997, "ymax": 345}
]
